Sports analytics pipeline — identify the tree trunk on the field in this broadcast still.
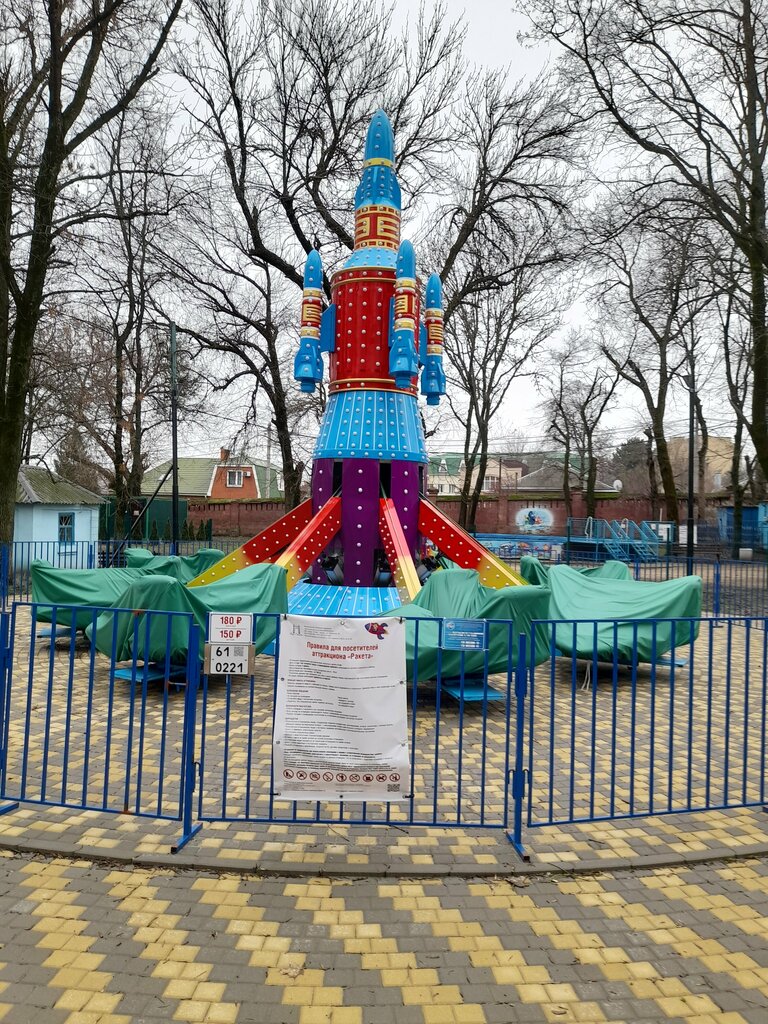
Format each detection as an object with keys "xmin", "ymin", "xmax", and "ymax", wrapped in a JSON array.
[
  {"xmin": 467, "ymin": 443, "xmax": 489, "ymax": 534},
  {"xmin": 585, "ymin": 432, "xmax": 598, "ymax": 517},
  {"xmin": 458, "ymin": 425, "xmax": 478, "ymax": 530},
  {"xmin": 653, "ymin": 423, "xmax": 678, "ymax": 525},
  {"xmin": 747, "ymin": 253, "xmax": 768, "ymax": 481},
  {"xmin": 693, "ymin": 392, "xmax": 708, "ymax": 525},
  {"xmin": 645, "ymin": 428, "xmax": 660, "ymax": 520},
  {"xmin": 0, "ymin": 307, "xmax": 43, "ymax": 544}
]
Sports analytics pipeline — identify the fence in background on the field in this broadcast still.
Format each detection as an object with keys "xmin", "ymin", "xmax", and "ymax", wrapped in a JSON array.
[{"xmin": 0, "ymin": 539, "xmax": 243, "ymax": 606}]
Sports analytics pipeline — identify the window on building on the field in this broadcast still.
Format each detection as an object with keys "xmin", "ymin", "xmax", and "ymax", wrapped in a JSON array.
[
  {"xmin": 484, "ymin": 475, "xmax": 498, "ymax": 490},
  {"xmin": 713, "ymin": 473, "xmax": 722, "ymax": 489},
  {"xmin": 437, "ymin": 483, "xmax": 446, "ymax": 494},
  {"xmin": 449, "ymin": 484, "xmax": 459, "ymax": 494},
  {"xmin": 227, "ymin": 469, "xmax": 243, "ymax": 487},
  {"xmin": 58, "ymin": 512, "xmax": 74, "ymax": 544},
  {"xmin": 439, "ymin": 460, "xmax": 447, "ymax": 474}
]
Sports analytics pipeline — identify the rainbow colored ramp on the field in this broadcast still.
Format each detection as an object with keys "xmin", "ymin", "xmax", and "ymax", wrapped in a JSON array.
[
  {"xmin": 418, "ymin": 499, "xmax": 525, "ymax": 588},
  {"xmin": 188, "ymin": 499, "xmax": 313, "ymax": 588}
]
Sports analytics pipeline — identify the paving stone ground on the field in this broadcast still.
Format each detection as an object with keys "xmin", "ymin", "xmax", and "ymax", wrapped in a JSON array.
[
  {"xmin": 0, "ymin": 849, "xmax": 767, "ymax": 1023},
  {"xmin": 0, "ymin": 595, "xmax": 767, "ymax": 1020}
]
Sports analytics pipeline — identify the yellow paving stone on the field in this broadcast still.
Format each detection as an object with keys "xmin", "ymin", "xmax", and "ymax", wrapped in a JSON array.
[
  {"xmin": 203, "ymin": 1005, "xmax": 239, "ymax": 1024},
  {"xmin": 83, "ymin": 992, "xmax": 122, "ymax": 1013},
  {"xmin": 173, "ymin": 1000, "xmax": 211, "ymax": 1022},
  {"xmin": 281, "ymin": 987, "xmax": 315, "ymax": 1006}
]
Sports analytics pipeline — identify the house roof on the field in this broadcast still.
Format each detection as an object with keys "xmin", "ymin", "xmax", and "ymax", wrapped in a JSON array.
[
  {"xmin": 16, "ymin": 465, "xmax": 103, "ymax": 506},
  {"xmin": 429, "ymin": 452, "xmax": 528, "ymax": 475},
  {"xmin": 518, "ymin": 463, "xmax": 617, "ymax": 492},
  {"xmin": 142, "ymin": 456, "xmax": 283, "ymax": 500}
]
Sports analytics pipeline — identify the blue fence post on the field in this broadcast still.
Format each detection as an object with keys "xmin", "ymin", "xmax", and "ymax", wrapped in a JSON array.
[
  {"xmin": 0, "ymin": 610, "xmax": 18, "ymax": 815},
  {"xmin": 508, "ymin": 631, "xmax": 529, "ymax": 860},
  {"xmin": 713, "ymin": 557, "xmax": 721, "ymax": 622},
  {"xmin": 0, "ymin": 545, "xmax": 7, "ymax": 611},
  {"xmin": 172, "ymin": 622, "xmax": 203, "ymax": 853}
]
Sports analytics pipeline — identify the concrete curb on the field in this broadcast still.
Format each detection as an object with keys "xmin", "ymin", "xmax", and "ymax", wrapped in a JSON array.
[{"xmin": 1, "ymin": 831, "xmax": 767, "ymax": 880}]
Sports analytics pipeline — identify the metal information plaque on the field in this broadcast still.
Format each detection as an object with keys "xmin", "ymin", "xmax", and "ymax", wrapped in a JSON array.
[
  {"xmin": 441, "ymin": 618, "xmax": 488, "ymax": 651},
  {"xmin": 204, "ymin": 642, "xmax": 256, "ymax": 677}
]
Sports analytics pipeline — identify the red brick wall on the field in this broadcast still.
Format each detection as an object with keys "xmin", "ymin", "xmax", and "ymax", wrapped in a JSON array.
[
  {"xmin": 188, "ymin": 500, "xmax": 286, "ymax": 538},
  {"xmin": 431, "ymin": 494, "xmax": 690, "ymax": 533},
  {"xmin": 190, "ymin": 492, "xmax": 709, "ymax": 542}
]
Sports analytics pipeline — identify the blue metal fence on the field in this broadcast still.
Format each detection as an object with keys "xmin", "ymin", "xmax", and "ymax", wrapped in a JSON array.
[
  {"xmin": 196, "ymin": 615, "xmax": 519, "ymax": 831},
  {"xmin": 520, "ymin": 615, "xmax": 768, "ymax": 853},
  {"xmin": 633, "ymin": 556, "xmax": 768, "ymax": 619},
  {"xmin": 0, "ymin": 599, "xmax": 766, "ymax": 858},
  {"xmin": 0, "ymin": 602, "xmax": 201, "ymax": 851}
]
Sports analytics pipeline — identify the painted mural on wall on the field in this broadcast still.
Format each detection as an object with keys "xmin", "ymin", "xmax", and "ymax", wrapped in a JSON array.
[{"xmin": 515, "ymin": 507, "xmax": 554, "ymax": 534}]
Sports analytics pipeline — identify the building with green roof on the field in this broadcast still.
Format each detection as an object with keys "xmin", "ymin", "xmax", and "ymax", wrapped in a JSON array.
[{"xmin": 14, "ymin": 465, "xmax": 103, "ymax": 563}]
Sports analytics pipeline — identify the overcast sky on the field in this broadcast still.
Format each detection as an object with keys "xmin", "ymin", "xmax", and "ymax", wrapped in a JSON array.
[{"xmin": 173, "ymin": 1, "xmax": 734, "ymax": 467}]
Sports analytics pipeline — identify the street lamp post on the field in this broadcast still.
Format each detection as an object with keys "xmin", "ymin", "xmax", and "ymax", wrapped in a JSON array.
[
  {"xmin": 684, "ymin": 373, "xmax": 695, "ymax": 575},
  {"xmin": 170, "ymin": 322, "xmax": 180, "ymax": 555}
]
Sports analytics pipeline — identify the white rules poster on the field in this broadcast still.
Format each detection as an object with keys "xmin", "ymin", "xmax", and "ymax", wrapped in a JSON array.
[{"xmin": 273, "ymin": 615, "xmax": 410, "ymax": 802}]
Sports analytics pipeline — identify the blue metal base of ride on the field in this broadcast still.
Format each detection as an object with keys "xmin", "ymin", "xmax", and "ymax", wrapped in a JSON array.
[{"xmin": 288, "ymin": 582, "xmax": 401, "ymax": 617}]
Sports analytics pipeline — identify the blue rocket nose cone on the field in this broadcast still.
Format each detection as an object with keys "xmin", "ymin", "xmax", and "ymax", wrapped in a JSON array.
[
  {"xmin": 396, "ymin": 239, "xmax": 416, "ymax": 279},
  {"xmin": 364, "ymin": 109, "xmax": 395, "ymax": 164},
  {"xmin": 425, "ymin": 273, "xmax": 443, "ymax": 309},
  {"xmin": 303, "ymin": 250, "xmax": 323, "ymax": 289}
]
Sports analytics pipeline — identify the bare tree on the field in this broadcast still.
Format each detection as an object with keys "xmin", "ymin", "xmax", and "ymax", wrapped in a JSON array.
[
  {"xmin": 546, "ymin": 339, "xmax": 619, "ymax": 517},
  {"xmin": 445, "ymin": 242, "xmax": 558, "ymax": 531},
  {"xmin": 526, "ymin": 0, "xmax": 768, "ymax": 482},
  {"xmin": 167, "ymin": 0, "xmax": 464, "ymax": 507},
  {"xmin": 0, "ymin": 0, "xmax": 182, "ymax": 542},
  {"xmin": 594, "ymin": 207, "xmax": 715, "ymax": 524},
  {"xmin": 437, "ymin": 67, "xmax": 584, "ymax": 316}
]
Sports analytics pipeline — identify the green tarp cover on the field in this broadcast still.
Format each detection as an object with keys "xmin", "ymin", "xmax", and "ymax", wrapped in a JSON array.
[
  {"xmin": 386, "ymin": 569, "xmax": 552, "ymax": 679},
  {"xmin": 126, "ymin": 549, "xmax": 225, "ymax": 581},
  {"xmin": 124, "ymin": 548, "xmax": 156, "ymax": 567},
  {"xmin": 31, "ymin": 562, "xmax": 149, "ymax": 628},
  {"xmin": 519, "ymin": 556, "xmax": 633, "ymax": 585},
  {"xmin": 87, "ymin": 563, "xmax": 288, "ymax": 663},
  {"xmin": 545, "ymin": 564, "xmax": 702, "ymax": 661},
  {"xmin": 30, "ymin": 550, "xmax": 227, "ymax": 627}
]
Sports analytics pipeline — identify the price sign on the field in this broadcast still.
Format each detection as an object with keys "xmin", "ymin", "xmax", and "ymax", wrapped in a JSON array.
[
  {"xmin": 208, "ymin": 612, "xmax": 253, "ymax": 643},
  {"xmin": 204, "ymin": 642, "xmax": 255, "ymax": 677}
]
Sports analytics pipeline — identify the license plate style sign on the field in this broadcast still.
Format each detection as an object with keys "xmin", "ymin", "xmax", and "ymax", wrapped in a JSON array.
[{"xmin": 204, "ymin": 642, "xmax": 254, "ymax": 677}]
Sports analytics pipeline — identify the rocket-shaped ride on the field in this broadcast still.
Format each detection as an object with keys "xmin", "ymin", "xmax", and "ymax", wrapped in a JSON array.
[{"xmin": 190, "ymin": 112, "xmax": 524, "ymax": 602}]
